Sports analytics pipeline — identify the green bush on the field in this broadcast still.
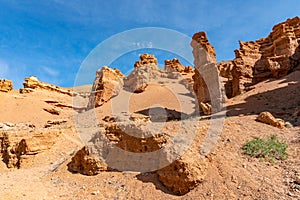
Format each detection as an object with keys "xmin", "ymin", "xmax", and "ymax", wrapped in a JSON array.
[{"xmin": 242, "ymin": 135, "xmax": 288, "ymax": 162}]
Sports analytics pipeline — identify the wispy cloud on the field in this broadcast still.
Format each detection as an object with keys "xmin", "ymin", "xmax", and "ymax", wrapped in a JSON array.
[
  {"xmin": 0, "ymin": 59, "xmax": 9, "ymax": 78},
  {"xmin": 42, "ymin": 66, "xmax": 59, "ymax": 77}
]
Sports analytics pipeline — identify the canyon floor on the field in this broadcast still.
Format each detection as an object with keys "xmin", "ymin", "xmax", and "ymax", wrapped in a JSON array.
[{"xmin": 0, "ymin": 70, "xmax": 299, "ymax": 200}]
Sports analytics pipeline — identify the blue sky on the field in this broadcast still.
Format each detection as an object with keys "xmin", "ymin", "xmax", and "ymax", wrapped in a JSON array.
[{"xmin": 0, "ymin": 0, "xmax": 299, "ymax": 88}]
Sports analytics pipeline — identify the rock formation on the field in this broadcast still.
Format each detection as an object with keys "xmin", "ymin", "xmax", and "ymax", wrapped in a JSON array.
[
  {"xmin": 20, "ymin": 76, "xmax": 76, "ymax": 96},
  {"xmin": 224, "ymin": 17, "xmax": 300, "ymax": 97},
  {"xmin": 0, "ymin": 128, "xmax": 61, "ymax": 168},
  {"xmin": 68, "ymin": 146, "xmax": 109, "ymax": 176},
  {"xmin": 0, "ymin": 79, "xmax": 13, "ymax": 92},
  {"xmin": 191, "ymin": 32, "xmax": 223, "ymax": 114},
  {"xmin": 256, "ymin": 112, "xmax": 285, "ymax": 129},
  {"xmin": 134, "ymin": 53, "xmax": 158, "ymax": 68},
  {"xmin": 87, "ymin": 66, "xmax": 124, "ymax": 109},
  {"xmin": 124, "ymin": 54, "xmax": 162, "ymax": 93},
  {"xmin": 164, "ymin": 58, "xmax": 193, "ymax": 73}
]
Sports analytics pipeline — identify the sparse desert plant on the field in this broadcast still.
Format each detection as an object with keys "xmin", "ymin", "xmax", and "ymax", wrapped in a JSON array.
[{"xmin": 242, "ymin": 135, "xmax": 288, "ymax": 162}]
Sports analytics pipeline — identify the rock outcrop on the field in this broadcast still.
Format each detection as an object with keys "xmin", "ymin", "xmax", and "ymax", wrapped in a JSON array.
[
  {"xmin": 87, "ymin": 66, "xmax": 124, "ymax": 109},
  {"xmin": 20, "ymin": 76, "xmax": 76, "ymax": 96},
  {"xmin": 134, "ymin": 53, "xmax": 158, "ymax": 68},
  {"xmin": 164, "ymin": 58, "xmax": 193, "ymax": 73},
  {"xmin": 256, "ymin": 112, "xmax": 285, "ymax": 129},
  {"xmin": 0, "ymin": 129, "xmax": 61, "ymax": 168},
  {"xmin": 124, "ymin": 54, "xmax": 162, "ymax": 93},
  {"xmin": 191, "ymin": 32, "xmax": 223, "ymax": 114},
  {"xmin": 0, "ymin": 79, "xmax": 13, "ymax": 92},
  {"xmin": 225, "ymin": 17, "xmax": 300, "ymax": 97}
]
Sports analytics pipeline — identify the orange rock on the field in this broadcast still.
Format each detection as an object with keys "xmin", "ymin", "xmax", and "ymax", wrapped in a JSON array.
[
  {"xmin": 0, "ymin": 79, "xmax": 13, "ymax": 92},
  {"xmin": 227, "ymin": 17, "xmax": 300, "ymax": 97},
  {"xmin": 87, "ymin": 66, "xmax": 124, "ymax": 109},
  {"xmin": 68, "ymin": 146, "xmax": 109, "ymax": 176},
  {"xmin": 134, "ymin": 53, "xmax": 158, "ymax": 68},
  {"xmin": 256, "ymin": 112, "xmax": 285, "ymax": 129},
  {"xmin": 21, "ymin": 76, "xmax": 76, "ymax": 96}
]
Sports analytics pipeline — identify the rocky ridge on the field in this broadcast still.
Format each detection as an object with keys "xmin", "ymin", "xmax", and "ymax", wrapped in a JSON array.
[{"xmin": 20, "ymin": 76, "xmax": 77, "ymax": 96}]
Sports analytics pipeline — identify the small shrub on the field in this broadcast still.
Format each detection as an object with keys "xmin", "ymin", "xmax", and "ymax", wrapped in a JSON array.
[{"xmin": 242, "ymin": 135, "xmax": 288, "ymax": 162}]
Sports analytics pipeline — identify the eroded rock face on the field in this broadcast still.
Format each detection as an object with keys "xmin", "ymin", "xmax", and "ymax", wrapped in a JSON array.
[
  {"xmin": 124, "ymin": 54, "xmax": 162, "ymax": 93},
  {"xmin": 157, "ymin": 151, "xmax": 207, "ymax": 195},
  {"xmin": 0, "ymin": 79, "xmax": 13, "ymax": 92},
  {"xmin": 256, "ymin": 112, "xmax": 285, "ymax": 129},
  {"xmin": 87, "ymin": 66, "xmax": 124, "ymax": 109},
  {"xmin": 191, "ymin": 32, "xmax": 216, "ymax": 63},
  {"xmin": 0, "ymin": 129, "xmax": 61, "ymax": 168},
  {"xmin": 21, "ymin": 76, "xmax": 76, "ymax": 96},
  {"xmin": 226, "ymin": 17, "xmax": 300, "ymax": 97}
]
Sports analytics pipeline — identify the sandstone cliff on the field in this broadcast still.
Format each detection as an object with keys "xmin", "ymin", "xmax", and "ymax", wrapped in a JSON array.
[{"xmin": 224, "ymin": 17, "xmax": 300, "ymax": 97}]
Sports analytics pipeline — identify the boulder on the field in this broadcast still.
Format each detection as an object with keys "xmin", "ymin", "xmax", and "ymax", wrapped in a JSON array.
[
  {"xmin": 157, "ymin": 151, "xmax": 207, "ymax": 195},
  {"xmin": 256, "ymin": 112, "xmax": 285, "ymax": 129},
  {"xmin": 87, "ymin": 66, "xmax": 124, "ymax": 109},
  {"xmin": 0, "ymin": 79, "xmax": 13, "ymax": 92},
  {"xmin": 68, "ymin": 146, "xmax": 109, "ymax": 176}
]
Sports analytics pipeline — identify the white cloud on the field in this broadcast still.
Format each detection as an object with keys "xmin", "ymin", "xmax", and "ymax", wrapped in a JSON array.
[
  {"xmin": 42, "ymin": 66, "xmax": 59, "ymax": 77},
  {"xmin": 0, "ymin": 59, "xmax": 9, "ymax": 78}
]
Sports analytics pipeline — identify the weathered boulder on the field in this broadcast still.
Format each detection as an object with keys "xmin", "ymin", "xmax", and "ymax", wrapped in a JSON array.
[
  {"xmin": 157, "ymin": 151, "xmax": 207, "ymax": 195},
  {"xmin": 226, "ymin": 17, "xmax": 300, "ymax": 97},
  {"xmin": 0, "ymin": 79, "xmax": 13, "ymax": 92},
  {"xmin": 21, "ymin": 76, "xmax": 76, "ymax": 96},
  {"xmin": 68, "ymin": 146, "xmax": 109, "ymax": 176},
  {"xmin": 124, "ymin": 54, "xmax": 162, "ymax": 93},
  {"xmin": 256, "ymin": 111, "xmax": 285, "ymax": 129},
  {"xmin": 87, "ymin": 66, "xmax": 124, "ymax": 109}
]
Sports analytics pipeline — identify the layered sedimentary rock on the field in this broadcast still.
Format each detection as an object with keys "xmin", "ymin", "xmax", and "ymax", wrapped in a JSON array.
[
  {"xmin": 0, "ymin": 79, "xmax": 13, "ymax": 92},
  {"xmin": 226, "ymin": 17, "xmax": 300, "ymax": 97},
  {"xmin": 0, "ymin": 128, "xmax": 61, "ymax": 168},
  {"xmin": 191, "ymin": 32, "xmax": 223, "ymax": 114},
  {"xmin": 164, "ymin": 58, "xmax": 193, "ymax": 73},
  {"xmin": 20, "ymin": 76, "xmax": 76, "ymax": 96},
  {"xmin": 87, "ymin": 66, "xmax": 124, "ymax": 109},
  {"xmin": 124, "ymin": 54, "xmax": 162, "ymax": 93}
]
